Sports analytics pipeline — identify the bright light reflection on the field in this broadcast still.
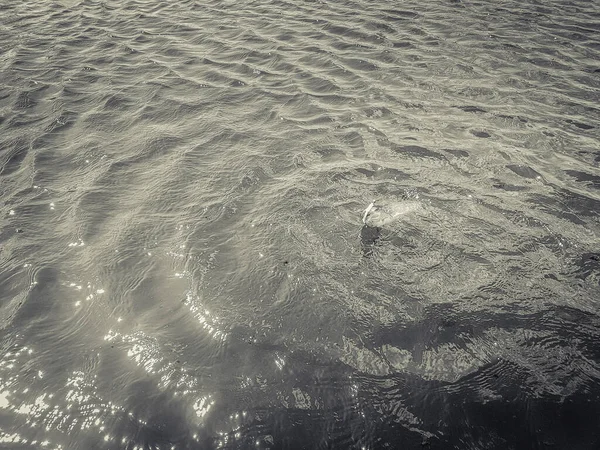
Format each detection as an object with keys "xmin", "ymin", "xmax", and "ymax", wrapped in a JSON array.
[
  {"xmin": 0, "ymin": 345, "xmax": 123, "ymax": 450},
  {"xmin": 104, "ymin": 330, "xmax": 214, "ymax": 424},
  {"xmin": 2, "ymin": 323, "xmax": 214, "ymax": 447},
  {"xmin": 274, "ymin": 354, "xmax": 285, "ymax": 370},
  {"xmin": 184, "ymin": 291, "xmax": 228, "ymax": 341},
  {"xmin": 193, "ymin": 396, "xmax": 214, "ymax": 418}
]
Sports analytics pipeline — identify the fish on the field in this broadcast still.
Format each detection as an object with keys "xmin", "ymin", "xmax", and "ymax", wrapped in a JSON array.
[
  {"xmin": 362, "ymin": 200, "xmax": 376, "ymax": 224},
  {"xmin": 362, "ymin": 199, "xmax": 420, "ymax": 228},
  {"xmin": 360, "ymin": 199, "xmax": 420, "ymax": 257}
]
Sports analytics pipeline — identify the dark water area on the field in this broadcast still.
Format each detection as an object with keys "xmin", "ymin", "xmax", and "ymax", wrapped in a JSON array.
[{"xmin": 1, "ymin": 0, "xmax": 600, "ymax": 448}]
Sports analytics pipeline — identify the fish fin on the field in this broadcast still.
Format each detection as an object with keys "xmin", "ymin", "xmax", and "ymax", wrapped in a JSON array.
[{"xmin": 362, "ymin": 201, "xmax": 375, "ymax": 223}]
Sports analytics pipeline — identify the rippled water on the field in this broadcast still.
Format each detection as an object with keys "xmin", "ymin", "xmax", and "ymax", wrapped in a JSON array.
[{"xmin": 1, "ymin": 0, "xmax": 600, "ymax": 448}]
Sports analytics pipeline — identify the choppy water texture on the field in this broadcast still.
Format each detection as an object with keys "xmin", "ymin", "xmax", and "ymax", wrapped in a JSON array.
[{"xmin": 1, "ymin": 0, "xmax": 600, "ymax": 448}]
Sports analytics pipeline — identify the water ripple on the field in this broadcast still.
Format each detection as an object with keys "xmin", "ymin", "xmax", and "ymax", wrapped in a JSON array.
[{"xmin": 1, "ymin": 0, "xmax": 599, "ymax": 447}]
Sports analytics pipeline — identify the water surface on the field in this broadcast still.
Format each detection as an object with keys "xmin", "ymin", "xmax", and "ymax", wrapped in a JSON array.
[{"xmin": 1, "ymin": 0, "xmax": 600, "ymax": 448}]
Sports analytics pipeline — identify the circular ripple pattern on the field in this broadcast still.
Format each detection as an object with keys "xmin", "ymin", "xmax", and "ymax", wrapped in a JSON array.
[{"xmin": 1, "ymin": 0, "xmax": 599, "ymax": 449}]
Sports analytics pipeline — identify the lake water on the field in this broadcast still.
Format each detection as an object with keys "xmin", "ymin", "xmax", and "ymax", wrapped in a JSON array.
[{"xmin": 1, "ymin": 0, "xmax": 599, "ymax": 448}]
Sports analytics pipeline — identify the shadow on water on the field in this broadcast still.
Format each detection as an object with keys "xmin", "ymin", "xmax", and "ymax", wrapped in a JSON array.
[
  {"xmin": 360, "ymin": 224, "xmax": 382, "ymax": 258},
  {"xmin": 195, "ymin": 303, "xmax": 600, "ymax": 450},
  {"xmin": 106, "ymin": 347, "xmax": 600, "ymax": 450}
]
